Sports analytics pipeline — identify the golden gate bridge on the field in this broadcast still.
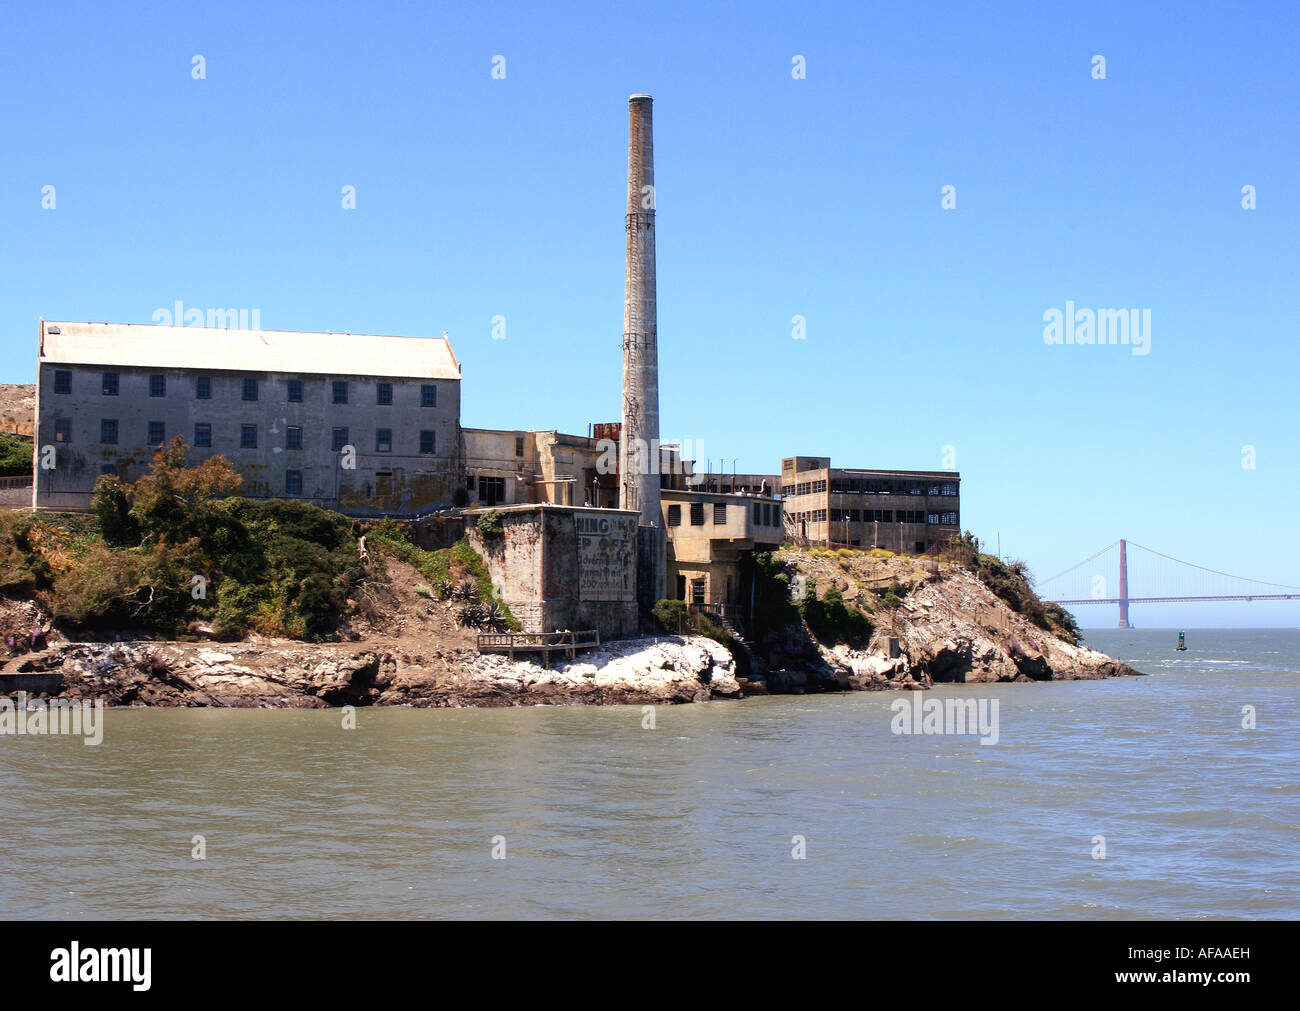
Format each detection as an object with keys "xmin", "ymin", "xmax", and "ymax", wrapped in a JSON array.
[{"xmin": 1038, "ymin": 539, "xmax": 1300, "ymax": 627}]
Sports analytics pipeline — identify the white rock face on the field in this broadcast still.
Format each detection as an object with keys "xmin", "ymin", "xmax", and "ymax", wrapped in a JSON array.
[{"xmin": 462, "ymin": 635, "xmax": 739, "ymax": 701}]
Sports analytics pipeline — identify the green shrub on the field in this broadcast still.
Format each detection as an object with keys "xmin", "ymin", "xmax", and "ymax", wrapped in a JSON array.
[
  {"xmin": 801, "ymin": 582, "xmax": 874, "ymax": 646},
  {"xmin": 477, "ymin": 509, "xmax": 504, "ymax": 540},
  {"xmin": 1042, "ymin": 601, "xmax": 1081, "ymax": 644},
  {"xmin": 651, "ymin": 598, "xmax": 689, "ymax": 633},
  {"xmin": 752, "ymin": 551, "xmax": 799, "ymax": 631},
  {"xmin": 0, "ymin": 433, "xmax": 32, "ymax": 476},
  {"xmin": 91, "ymin": 476, "xmax": 141, "ymax": 547},
  {"xmin": 368, "ymin": 531, "xmax": 519, "ymax": 631},
  {"xmin": 38, "ymin": 448, "xmax": 367, "ymax": 640},
  {"xmin": 0, "ymin": 513, "xmax": 52, "ymax": 593},
  {"xmin": 45, "ymin": 538, "xmax": 203, "ymax": 632}
]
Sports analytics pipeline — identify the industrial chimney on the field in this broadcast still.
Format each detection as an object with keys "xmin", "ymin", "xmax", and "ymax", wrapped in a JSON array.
[
  {"xmin": 620, "ymin": 94, "xmax": 666, "ymax": 604},
  {"xmin": 620, "ymin": 94, "xmax": 659, "ymax": 523}
]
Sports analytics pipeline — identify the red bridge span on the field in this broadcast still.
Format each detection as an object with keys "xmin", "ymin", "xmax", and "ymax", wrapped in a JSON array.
[{"xmin": 1039, "ymin": 539, "xmax": 1300, "ymax": 627}]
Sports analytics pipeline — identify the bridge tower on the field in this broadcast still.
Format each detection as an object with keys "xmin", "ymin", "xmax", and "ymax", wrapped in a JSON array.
[{"xmin": 1117, "ymin": 538, "xmax": 1130, "ymax": 628}]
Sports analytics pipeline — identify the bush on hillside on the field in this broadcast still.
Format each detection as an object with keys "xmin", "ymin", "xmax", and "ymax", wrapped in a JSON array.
[
  {"xmin": 366, "ymin": 523, "xmax": 519, "ymax": 629},
  {"xmin": 41, "ymin": 441, "xmax": 364, "ymax": 639},
  {"xmin": 800, "ymin": 581, "xmax": 873, "ymax": 647},
  {"xmin": 752, "ymin": 551, "xmax": 799, "ymax": 630},
  {"xmin": 0, "ymin": 433, "xmax": 33, "ymax": 476},
  {"xmin": 651, "ymin": 598, "xmax": 689, "ymax": 633}
]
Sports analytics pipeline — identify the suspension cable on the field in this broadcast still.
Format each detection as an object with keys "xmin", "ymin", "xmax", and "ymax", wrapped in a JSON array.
[
  {"xmin": 1039, "ymin": 541, "xmax": 1120, "ymax": 585},
  {"xmin": 1126, "ymin": 541, "xmax": 1300, "ymax": 591}
]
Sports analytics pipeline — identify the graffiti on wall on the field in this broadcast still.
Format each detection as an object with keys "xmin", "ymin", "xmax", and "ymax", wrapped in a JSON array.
[{"xmin": 575, "ymin": 510, "xmax": 635, "ymax": 602}]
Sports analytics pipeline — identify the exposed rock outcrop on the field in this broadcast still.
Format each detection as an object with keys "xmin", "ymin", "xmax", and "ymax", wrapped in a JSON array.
[
  {"xmin": 5, "ymin": 635, "xmax": 739, "ymax": 709},
  {"xmin": 807, "ymin": 565, "xmax": 1141, "ymax": 688}
]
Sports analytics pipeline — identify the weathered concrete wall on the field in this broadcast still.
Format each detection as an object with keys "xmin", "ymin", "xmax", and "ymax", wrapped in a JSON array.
[
  {"xmin": 465, "ymin": 505, "xmax": 639, "ymax": 639},
  {"xmin": 34, "ymin": 363, "xmax": 460, "ymax": 516}
]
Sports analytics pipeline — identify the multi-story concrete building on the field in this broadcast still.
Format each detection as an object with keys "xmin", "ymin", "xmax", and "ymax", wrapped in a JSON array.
[
  {"xmin": 660, "ymin": 488, "xmax": 783, "ymax": 610},
  {"xmin": 459, "ymin": 424, "xmax": 696, "ymax": 511},
  {"xmin": 33, "ymin": 320, "xmax": 462, "ymax": 515},
  {"xmin": 779, "ymin": 455, "xmax": 960, "ymax": 553},
  {"xmin": 461, "ymin": 428, "xmax": 613, "ymax": 509}
]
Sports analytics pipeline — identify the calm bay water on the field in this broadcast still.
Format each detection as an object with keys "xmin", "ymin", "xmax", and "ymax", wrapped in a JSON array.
[{"xmin": 2, "ymin": 628, "xmax": 1297, "ymax": 919}]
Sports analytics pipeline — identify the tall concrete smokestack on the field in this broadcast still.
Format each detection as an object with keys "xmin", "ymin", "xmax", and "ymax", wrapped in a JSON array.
[
  {"xmin": 620, "ymin": 94, "xmax": 665, "ymax": 606},
  {"xmin": 621, "ymin": 94, "xmax": 659, "ymax": 525}
]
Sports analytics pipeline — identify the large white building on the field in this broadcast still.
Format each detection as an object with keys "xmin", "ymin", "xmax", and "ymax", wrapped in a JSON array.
[{"xmin": 34, "ymin": 320, "xmax": 463, "ymax": 516}]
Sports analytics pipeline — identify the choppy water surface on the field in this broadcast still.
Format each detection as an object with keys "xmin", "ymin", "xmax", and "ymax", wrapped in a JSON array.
[{"xmin": 2, "ymin": 628, "xmax": 1297, "ymax": 919}]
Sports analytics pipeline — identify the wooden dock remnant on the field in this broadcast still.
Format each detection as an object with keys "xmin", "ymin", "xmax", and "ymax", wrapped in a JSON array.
[{"xmin": 476, "ymin": 629, "xmax": 601, "ymax": 664}]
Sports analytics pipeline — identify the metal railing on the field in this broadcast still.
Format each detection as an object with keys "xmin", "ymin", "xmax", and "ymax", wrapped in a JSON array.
[
  {"xmin": 688, "ymin": 601, "xmax": 742, "ymax": 620},
  {"xmin": 477, "ymin": 629, "xmax": 601, "ymax": 662}
]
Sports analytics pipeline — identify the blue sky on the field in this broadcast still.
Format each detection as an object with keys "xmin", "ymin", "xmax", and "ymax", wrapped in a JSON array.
[{"xmin": 2, "ymin": 1, "xmax": 1297, "ymax": 627}]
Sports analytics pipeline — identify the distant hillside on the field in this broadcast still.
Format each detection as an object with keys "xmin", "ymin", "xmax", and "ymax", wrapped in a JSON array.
[{"xmin": 0, "ymin": 384, "xmax": 35, "ymax": 436}]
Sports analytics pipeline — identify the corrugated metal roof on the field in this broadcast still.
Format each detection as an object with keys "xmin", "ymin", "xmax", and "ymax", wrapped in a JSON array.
[{"xmin": 38, "ymin": 321, "xmax": 461, "ymax": 380}]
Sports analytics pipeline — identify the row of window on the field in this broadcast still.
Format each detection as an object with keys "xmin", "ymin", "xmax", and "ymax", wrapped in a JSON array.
[
  {"xmin": 52, "ymin": 370, "xmax": 439, "ymax": 407},
  {"xmin": 789, "ymin": 478, "xmax": 959, "ymax": 498},
  {"xmin": 93, "ymin": 465, "xmax": 397, "ymax": 501},
  {"xmin": 834, "ymin": 479, "xmax": 959, "ymax": 497},
  {"xmin": 74, "ymin": 419, "xmax": 436, "ymax": 454},
  {"xmin": 827, "ymin": 508, "xmax": 958, "ymax": 525}
]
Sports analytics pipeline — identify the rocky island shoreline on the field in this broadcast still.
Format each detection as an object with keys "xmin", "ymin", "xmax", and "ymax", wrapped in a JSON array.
[{"xmin": 1, "ymin": 548, "xmax": 1142, "ymax": 709}]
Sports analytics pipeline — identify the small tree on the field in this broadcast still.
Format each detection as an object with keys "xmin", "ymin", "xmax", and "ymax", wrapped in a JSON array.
[{"xmin": 129, "ymin": 437, "xmax": 243, "ymax": 543}]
